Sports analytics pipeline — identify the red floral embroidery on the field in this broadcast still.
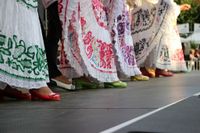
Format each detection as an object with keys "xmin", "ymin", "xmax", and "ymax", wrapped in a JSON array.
[
  {"xmin": 81, "ymin": 17, "xmax": 86, "ymax": 27},
  {"xmin": 82, "ymin": 30, "xmax": 114, "ymax": 69},
  {"xmin": 98, "ymin": 40, "xmax": 113, "ymax": 69},
  {"xmin": 58, "ymin": 0, "xmax": 63, "ymax": 14},
  {"xmin": 172, "ymin": 49, "xmax": 184, "ymax": 61},
  {"xmin": 83, "ymin": 31, "xmax": 92, "ymax": 45},
  {"xmin": 91, "ymin": 0, "xmax": 108, "ymax": 29},
  {"xmin": 58, "ymin": 0, "xmax": 116, "ymax": 73}
]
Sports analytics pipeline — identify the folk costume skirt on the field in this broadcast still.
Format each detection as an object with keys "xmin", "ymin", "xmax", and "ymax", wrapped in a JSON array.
[
  {"xmin": 0, "ymin": 0, "xmax": 49, "ymax": 89},
  {"xmin": 58, "ymin": 0, "xmax": 119, "ymax": 82}
]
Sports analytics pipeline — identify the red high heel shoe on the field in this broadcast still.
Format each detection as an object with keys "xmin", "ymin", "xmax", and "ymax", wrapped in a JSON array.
[
  {"xmin": 2, "ymin": 86, "xmax": 31, "ymax": 100},
  {"xmin": 155, "ymin": 69, "xmax": 173, "ymax": 77},
  {"xmin": 29, "ymin": 89, "xmax": 61, "ymax": 101}
]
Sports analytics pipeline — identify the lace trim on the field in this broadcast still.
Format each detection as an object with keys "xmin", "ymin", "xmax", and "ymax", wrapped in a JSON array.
[{"xmin": 0, "ymin": 74, "xmax": 48, "ymax": 89}]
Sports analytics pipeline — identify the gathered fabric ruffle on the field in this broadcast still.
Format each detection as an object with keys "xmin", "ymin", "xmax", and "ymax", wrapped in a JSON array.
[
  {"xmin": 155, "ymin": 1, "xmax": 187, "ymax": 71},
  {"xmin": 58, "ymin": 0, "xmax": 119, "ymax": 82},
  {"xmin": 131, "ymin": 0, "xmax": 170, "ymax": 66},
  {"xmin": 102, "ymin": 0, "xmax": 141, "ymax": 77},
  {"xmin": 131, "ymin": 0, "xmax": 186, "ymax": 72}
]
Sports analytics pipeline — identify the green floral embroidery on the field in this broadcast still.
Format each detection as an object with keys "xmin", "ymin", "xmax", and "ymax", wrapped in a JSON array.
[
  {"xmin": 0, "ymin": 35, "xmax": 11, "ymax": 63},
  {"xmin": 16, "ymin": 0, "xmax": 38, "ymax": 9},
  {"xmin": 0, "ymin": 34, "xmax": 48, "ymax": 81}
]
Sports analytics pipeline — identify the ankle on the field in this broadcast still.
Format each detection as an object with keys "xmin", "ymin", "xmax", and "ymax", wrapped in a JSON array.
[
  {"xmin": 32, "ymin": 87, "xmax": 54, "ymax": 95},
  {"xmin": 53, "ymin": 75, "xmax": 72, "ymax": 84}
]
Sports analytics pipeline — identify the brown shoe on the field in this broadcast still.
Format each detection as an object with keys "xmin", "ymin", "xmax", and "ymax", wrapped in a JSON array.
[
  {"xmin": 155, "ymin": 68, "xmax": 174, "ymax": 77},
  {"xmin": 140, "ymin": 67, "xmax": 155, "ymax": 78}
]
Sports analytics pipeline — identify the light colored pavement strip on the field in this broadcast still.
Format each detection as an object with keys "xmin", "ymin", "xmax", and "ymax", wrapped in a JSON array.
[
  {"xmin": 100, "ymin": 91, "xmax": 200, "ymax": 133},
  {"xmin": 193, "ymin": 92, "xmax": 200, "ymax": 96}
]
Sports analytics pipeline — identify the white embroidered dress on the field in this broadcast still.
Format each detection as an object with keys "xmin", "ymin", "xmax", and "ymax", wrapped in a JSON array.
[
  {"xmin": 0, "ymin": 0, "xmax": 49, "ymax": 89},
  {"xmin": 131, "ymin": 0, "xmax": 186, "ymax": 71},
  {"xmin": 102, "ymin": 0, "xmax": 141, "ymax": 77},
  {"xmin": 155, "ymin": 0, "xmax": 187, "ymax": 71},
  {"xmin": 57, "ymin": 0, "xmax": 119, "ymax": 82},
  {"xmin": 131, "ymin": 0, "xmax": 168, "ymax": 66}
]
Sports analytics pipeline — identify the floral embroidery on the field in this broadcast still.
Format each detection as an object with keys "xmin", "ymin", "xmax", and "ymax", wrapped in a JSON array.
[
  {"xmin": 80, "ymin": 14, "xmax": 114, "ymax": 69},
  {"xmin": 158, "ymin": 45, "xmax": 170, "ymax": 62},
  {"xmin": 134, "ymin": 38, "xmax": 149, "ymax": 60},
  {"xmin": 16, "ymin": 0, "xmax": 38, "ymax": 9},
  {"xmin": 171, "ymin": 49, "xmax": 184, "ymax": 61},
  {"xmin": 82, "ymin": 31, "xmax": 114, "ymax": 69},
  {"xmin": 0, "ymin": 34, "xmax": 48, "ymax": 81},
  {"xmin": 92, "ymin": 0, "xmax": 108, "ymax": 29},
  {"xmin": 112, "ymin": 9, "xmax": 137, "ymax": 66},
  {"xmin": 68, "ymin": 19, "xmax": 82, "ymax": 63},
  {"xmin": 58, "ymin": 0, "xmax": 64, "ymax": 13},
  {"xmin": 132, "ymin": 0, "xmax": 169, "ymax": 61},
  {"xmin": 58, "ymin": 0, "xmax": 118, "ymax": 81},
  {"xmin": 98, "ymin": 40, "xmax": 113, "ymax": 69},
  {"xmin": 117, "ymin": 21, "xmax": 125, "ymax": 36},
  {"xmin": 131, "ymin": 7, "xmax": 157, "ymax": 34},
  {"xmin": 0, "ymin": 35, "xmax": 12, "ymax": 63}
]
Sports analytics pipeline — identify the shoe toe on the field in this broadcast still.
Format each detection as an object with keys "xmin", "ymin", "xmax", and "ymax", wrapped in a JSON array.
[
  {"xmin": 51, "ymin": 79, "xmax": 75, "ymax": 90},
  {"xmin": 131, "ymin": 75, "xmax": 149, "ymax": 81},
  {"xmin": 49, "ymin": 93, "xmax": 61, "ymax": 101},
  {"xmin": 104, "ymin": 81, "xmax": 127, "ymax": 88}
]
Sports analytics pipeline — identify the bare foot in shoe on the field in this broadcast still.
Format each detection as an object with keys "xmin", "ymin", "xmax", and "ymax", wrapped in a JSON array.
[
  {"xmin": 30, "ymin": 86, "xmax": 61, "ymax": 101},
  {"xmin": 35, "ymin": 86, "xmax": 54, "ymax": 95},
  {"xmin": 53, "ymin": 75, "xmax": 72, "ymax": 84}
]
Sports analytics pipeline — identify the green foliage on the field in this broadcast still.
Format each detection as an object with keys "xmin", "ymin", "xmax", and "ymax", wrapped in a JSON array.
[
  {"xmin": 175, "ymin": 0, "xmax": 200, "ymax": 31},
  {"xmin": 190, "ymin": 41, "xmax": 198, "ymax": 49}
]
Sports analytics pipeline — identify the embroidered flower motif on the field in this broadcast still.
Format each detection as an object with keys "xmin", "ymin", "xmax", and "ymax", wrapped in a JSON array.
[
  {"xmin": 81, "ymin": 17, "xmax": 86, "ymax": 27},
  {"xmin": 0, "ymin": 34, "xmax": 12, "ymax": 63},
  {"xmin": 117, "ymin": 22, "xmax": 125, "ymax": 35},
  {"xmin": 92, "ymin": 0, "xmax": 108, "ymax": 29},
  {"xmin": 0, "ymin": 33, "xmax": 48, "ymax": 80},
  {"xmin": 16, "ymin": 0, "xmax": 38, "ymax": 9}
]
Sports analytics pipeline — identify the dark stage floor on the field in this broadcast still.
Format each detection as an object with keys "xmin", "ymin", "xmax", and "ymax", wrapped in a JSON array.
[{"xmin": 0, "ymin": 71, "xmax": 200, "ymax": 133}]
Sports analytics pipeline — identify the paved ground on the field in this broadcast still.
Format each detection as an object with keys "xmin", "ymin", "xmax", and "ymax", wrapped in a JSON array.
[
  {"xmin": 114, "ymin": 96, "xmax": 200, "ymax": 133},
  {"xmin": 0, "ymin": 71, "xmax": 200, "ymax": 133}
]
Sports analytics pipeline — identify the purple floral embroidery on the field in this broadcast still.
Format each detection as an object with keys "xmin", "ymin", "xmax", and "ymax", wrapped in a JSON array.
[
  {"xmin": 116, "ymin": 14, "xmax": 136, "ymax": 66},
  {"xmin": 117, "ymin": 22, "xmax": 125, "ymax": 35}
]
